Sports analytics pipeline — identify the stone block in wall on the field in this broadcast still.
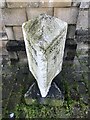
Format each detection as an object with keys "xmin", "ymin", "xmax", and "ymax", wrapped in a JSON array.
[
  {"xmin": 8, "ymin": 52, "xmax": 19, "ymax": 62},
  {"xmin": 27, "ymin": 8, "xmax": 53, "ymax": 20},
  {"xmin": 0, "ymin": 40, "xmax": 7, "ymax": 48},
  {"xmin": 72, "ymin": 0, "xmax": 80, "ymax": 7},
  {"xmin": 76, "ymin": 10, "xmax": 88, "ymax": 35},
  {"xmin": 89, "ymin": 7, "xmax": 90, "ymax": 33},
  {"xmin": 1, "ymin": 32, "xmax": 8, "ymax": 41},
  {"xmin": 77, "ymin": 42, "xmax": 88, "ymax": 59},
  {"xmin": 6, "ymin": 0, "xmax": 42, "ymax": 8},
  {"xmin": 0, "ymin": 0, "xmax": 6, "ymax": 8},
  {"xmin": 0, "ymin": 9, "xmax": 5, "ymax": 35},
  {"xmin": 77, "ymin": 42, "xmax": 88, "ymax": 53},
  {"xmin": 0, "ymin": 40, "xmax": 8, "ymax": 55},
  {"xmin": 5, "ymin": 27, "xmax": 15, "ymax": 40},
  {"xmin": 2, "ymin": 8, "xmax": 27, "ymax": 26},
  {"xmin": 67, "ymin": 25, "xmax": 76, "ymax": 39},
  {"xmin": 1, "ymin": 47, "xmax": 9, "ymax": 56},
  {"xmin": 6, "ymin": 40, "xmax": 25, "ymax": 51},
  {"xmin": 0, "ymin": 46, "xmax": 2, "ymax": 55},
  {"xmin": 6, "ymin": 1, "xmax": 29, "ymax": 8},
  {"xmin": 0, "ymin": 40, "xmax": 3, "ymax": 48},
  {"xmin": 18, "ymin": 51, "xmax": 27, "ymax": 63},
  {"xmin": 0, "ymin": 26, "xmax": 2, "ymax": 34},
  {"xmin": 54, "ymin": 7, "xmax": 79, "ymax": 24},
  {"xmin": 0, "ymin": 9, "xmax": 3, "ymax": 32},
  {"xmin": 80, "ymin": 2, "xmax": 90, "ymax": 9},
  {"xmin": 0, "ymin": 21, "xmax": 2, "ymax": 33},
  {"xmin": 13, "ymin": 27, "xmax": 23, "ymax": 40},
  {"xmin": 41, "ymin": 0, "xmax": 72, "ymax": 7},
  {"xmin": 6, "ymin": 0, "xmax": 72, "ymax": 8}
]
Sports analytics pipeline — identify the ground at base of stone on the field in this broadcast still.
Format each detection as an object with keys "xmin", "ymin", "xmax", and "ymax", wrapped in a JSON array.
[
  {"xmin": 24, "ymin": 82, "xmax": 64, "ymax": 106},
  {"xmin": 2, "ymin": 55, "xmax": 89, "ymax": 119},
  {"xmin": 1, "ymin": 34, "xmax": 89, "ymax": 119}
]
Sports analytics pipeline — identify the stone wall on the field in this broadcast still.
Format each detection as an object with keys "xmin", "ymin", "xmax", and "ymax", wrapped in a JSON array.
[{"xmin": 0, "ymin": 0, "xmax": 89, "ymax": 59}]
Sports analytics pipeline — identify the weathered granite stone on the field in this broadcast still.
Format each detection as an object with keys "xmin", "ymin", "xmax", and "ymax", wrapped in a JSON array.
[{"xmin": 22, "ymin": 14, "xmax": 67, "ymax": 97}]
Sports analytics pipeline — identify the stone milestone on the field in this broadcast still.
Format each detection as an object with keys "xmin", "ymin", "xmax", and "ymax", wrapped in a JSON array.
[{"xmin": 22, "ymin": 14, "xmax": 67, "ymax": 97}]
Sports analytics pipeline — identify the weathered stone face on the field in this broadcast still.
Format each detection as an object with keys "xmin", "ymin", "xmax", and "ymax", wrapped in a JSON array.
[{"xmin": 22, "ymin": 14, "xmax": 67, "ymax": 97}]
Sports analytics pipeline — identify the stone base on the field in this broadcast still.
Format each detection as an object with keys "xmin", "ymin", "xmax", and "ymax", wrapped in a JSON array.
[{"xmin": 24, "ymin": 82, "xmax": 64, "ymax": 106}]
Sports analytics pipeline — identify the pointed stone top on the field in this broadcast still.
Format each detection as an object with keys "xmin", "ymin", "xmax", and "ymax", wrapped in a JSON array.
[{"xmin": 22, "ymin": 14, "xmax": 67, "ymax": 50}]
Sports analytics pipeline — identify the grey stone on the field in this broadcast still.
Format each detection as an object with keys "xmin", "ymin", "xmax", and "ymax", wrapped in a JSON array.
[
  {"xmin": 8, "ymin": 52, "xmax": 19, "ymax": 61},
  {"xmin": 24, "ymin": 82, "xmax": 64, "ymax": 106},
  {"xmin": 77, "ymin": 42, "xmax": 88, "ymax": 50},
  {"xmin": 67, "ymin": 25, "xmax": 76, "ymax": 39},
  {"xmin": 0, "ymin": 40, "xmax": 7, "ymax": 49},
  {"xmin": 5, "ymin": 27, "xmax": 15, "ymax": 40},
  {"xmin": 6, "ymin": 0, "xmax": 42, "ymax": 8},
  {"xmin": 6, "ymin": 40, "xmax": 25, "ymax": 51},
  {"xmin": 0, "ymin": 9, "xmax": 5, "ymax": 33},
  {"xmin": 73, "ymin": 54, "xmax": 88, "ymax": 72},
  {"xmin": 1, "ymin": 32, "xmax": 8, "ymax": 41},
  {"xmin": 22, "ymin": 14, "xmax": 67, "ymax": 97},
  {"xmin": 0, "ymin": 9, "xmax": 2, "ymax": 32},
  {"xmin": 26, "ymin": 8, "xmax": 53, "ymax": 20},
  {"xmin": 2, "ymin": 8, "xmax": 27, "ymax": 26},
  {"xmin": 6, "ymin": 1, "xmax": 30, "ymax": 8},
  {"xmin": 80, "ymin": 2, "xmax": 90, "ymax": 9},
  {"xmin": 6, "ymin": 0, "xmax": 72, "ymax": 8},
  {"xmin": 72, "ymin": 0, "xmax": 81, "ymax": 6},
  {"xmin": 1, "ymin": 47, "xmax": 8, "ymax": 56},
  {"xmin": 76, "ymin": 10, "xmax": 88, "ymax": 35},
  {"xmin": 13, "ymin": 27, "xmax": 23, "ymax": 40},
  {"xmin": 0, "ymin": 0, "xmax": 6, "ymax": 8},
  {"xmin": 54, "ymin": 7, "xmax": 79, "ymax": 24},
  {"xmin": 18, "ymin": 51, "xmax": 27, "ymax": 61}
]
